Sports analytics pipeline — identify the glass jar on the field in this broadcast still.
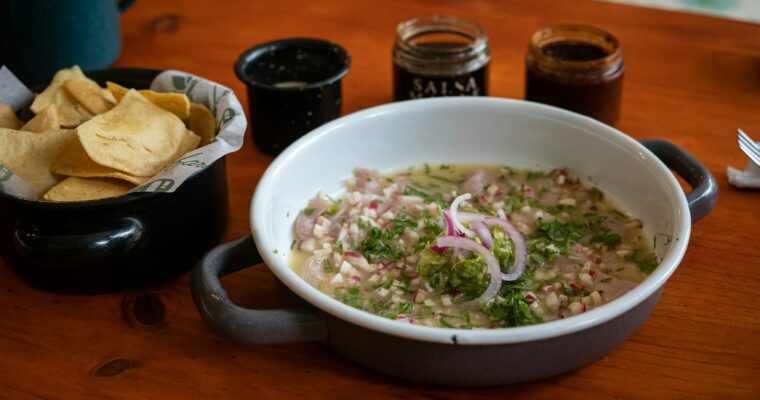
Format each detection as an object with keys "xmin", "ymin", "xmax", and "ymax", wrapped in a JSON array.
[
  {"xmin": 393, "ymin": 15, "xmax": 490, "ymax": 101},
  {"xmin": 525, "ymin": 24, "xmax": 624, "ymax": 125}
]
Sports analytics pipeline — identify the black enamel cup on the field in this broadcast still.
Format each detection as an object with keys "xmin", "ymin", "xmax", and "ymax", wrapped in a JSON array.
[
  {"xmin": 235, "ymin": 38, "xmax": 350, "ymax": 156},
  {"xmin": 0, "ymin": 69, "xmax": 228, "ymax": 294}
]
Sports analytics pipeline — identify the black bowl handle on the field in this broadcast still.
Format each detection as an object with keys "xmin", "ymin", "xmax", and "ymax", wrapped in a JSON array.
[
  {"xmin": 639, "ymin": 139, "xmax": 718, "ymax": 223},
  {"xmin": 13, "ymin": 217, "xmax": 145, "ymax": 268},
  {"xmin": 190, "ymin": 236, "xmax": 328, "ymax": 344}
]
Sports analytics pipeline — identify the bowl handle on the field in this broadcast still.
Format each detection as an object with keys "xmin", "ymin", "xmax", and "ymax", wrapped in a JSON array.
[
  {"xmin": 13, "ymin": 217, "xmax": 145, "ymax": 268},
  {"xmin": 639, "ymin": 139, "xmax": 718, "ymax": 223},
  {"xmin": 190, "ymin": 236, "xmax": 328, "ymax": 344}
]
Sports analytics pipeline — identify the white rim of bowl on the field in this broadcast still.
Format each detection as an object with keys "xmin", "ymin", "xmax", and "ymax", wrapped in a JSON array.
[{"xmin": 251, "ymin": 97, "xmax": 691, "ymax": 345}]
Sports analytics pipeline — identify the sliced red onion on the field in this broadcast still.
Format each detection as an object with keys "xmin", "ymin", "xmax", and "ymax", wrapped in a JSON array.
[
  {"xmin": 432, "ymin": 210, "xmax": 458, "ymax": 253},
  {"xmin": 483, "ymin": 216, "xmax": 527, "ymax": 281},
  {"xmin": 436, "ymin": 235, "xmax": 501, "ymax": 306},
  {"xmin": 470, "ymin": 220, "xmax": 493, "ymax": 249},
  {"xmin": 449, "ymin": 193, "xmax": 474, "ymax": 237},
  {"xmin": 442, "ymin": 210, "xmax": 457, "ymax": 236},
  {"xmin": 456, "ymin": 210, "xmax": 488, "ymax": 224}
]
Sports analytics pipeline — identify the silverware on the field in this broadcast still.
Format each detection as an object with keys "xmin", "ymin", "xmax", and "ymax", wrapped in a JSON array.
[{"xmin": 737, "ymin": 129, "xmax": 760, "ymax": 167}]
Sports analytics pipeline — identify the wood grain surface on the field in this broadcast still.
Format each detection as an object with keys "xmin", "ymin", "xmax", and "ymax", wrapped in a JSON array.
[{"xmin": 1, "ymin": 0, "xmax": 759, "ymax": 398}]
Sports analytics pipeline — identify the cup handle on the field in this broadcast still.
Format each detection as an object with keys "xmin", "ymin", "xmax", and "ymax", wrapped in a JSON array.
[
  {"xmin": 118, "ymin": 0, "xmax": 137, "ymax": 12},
  {"xmin": 190, "ymin": 236, "xmax": 328, "ymax": 344},
  {"xmin": 639, "ymin": 139, "xmax": 718, "ymax": 223},
  {"xmin": 13, "ymin": 217, "xmax": 144, "ymax": 268}
]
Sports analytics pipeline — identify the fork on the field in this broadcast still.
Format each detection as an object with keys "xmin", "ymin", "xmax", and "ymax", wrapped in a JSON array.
[{"xmin": 737, "ymin": 129, "xmax": 760, "ymax": 167}]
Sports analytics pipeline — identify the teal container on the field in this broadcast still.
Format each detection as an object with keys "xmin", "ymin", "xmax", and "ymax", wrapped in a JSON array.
[{"xmin": 0, "ymin": 0, "xmax": 136, "ymax": 86}]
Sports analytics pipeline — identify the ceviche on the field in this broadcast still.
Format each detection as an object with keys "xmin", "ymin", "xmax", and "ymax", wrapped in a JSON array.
[{"xmin": 290, "ymin": 164, "xmax": 658, "ymax": 329}]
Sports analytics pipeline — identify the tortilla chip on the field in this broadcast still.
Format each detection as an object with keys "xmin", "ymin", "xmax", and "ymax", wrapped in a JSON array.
[
  {"xmin": 105, "ymin": 81, "xmax": 128, "ymax": 99},
  {"xmin": 76, "ymin": 90, "xmax": 199, "ymax": 177},
  {"xmin": 30, "ymin": 66, "xmax": 94, "ymax": 127},
  {"xmin": 43, "ymin": 177, "xmax": 133, "ymax": 202},
  {"xmin": 107, "ymin": 81, "xmax": 190, "ymax": 119},
  {"xmin": 0, "ymin": 104, "xmax": 21, "ymax": 129},
  {"xmin": 51, "ymin": 139, "xmax": 148, "ymax": 185},
  {"xmin": 188, "ymin": 103, "xmax": 215, "ymax": 146},
  {"xmin": 63, "ymin": 79, "xmax": 116, "ymax": 115},
  {"xmin": 21, "ymin": 104, "xmax": 60, "ymax": 133},
  {"xmin": 0, "ymin": 128, "xmax": 76, "ymax": 197}
]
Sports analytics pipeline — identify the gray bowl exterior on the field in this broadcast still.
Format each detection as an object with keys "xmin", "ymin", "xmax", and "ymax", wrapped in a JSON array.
[
  {"xmin": 327, "ymin": 289, "xmax": 661, "ymax": 386},
  {"xmin": 190, "ymin": 115, "xmax": 716, "ymax": 385},
  {"xmin": 192, "ymin": 235, "xmax": 661, "ymax": 386}
]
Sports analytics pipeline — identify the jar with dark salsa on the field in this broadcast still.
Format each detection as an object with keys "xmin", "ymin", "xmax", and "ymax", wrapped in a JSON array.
[
  {"xmin": 393, "ymin": 16, "xmax": 490, "ymax": 101},
  {"xmin": 525, "ymin": 25, "xmax": 624, "ymax": 126}
]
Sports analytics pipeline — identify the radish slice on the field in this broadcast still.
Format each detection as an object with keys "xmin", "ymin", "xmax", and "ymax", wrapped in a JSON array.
[
  {"xmin": 483, "ymin": 216, "xmax": 527, "ymax": 281},
  {"xmin": 449, "ymin": 193, "xmax": 474, "ymax": 237},
  {"xmin": 436, "ymin": 235, "xmax": 501, "ymax": 305}
]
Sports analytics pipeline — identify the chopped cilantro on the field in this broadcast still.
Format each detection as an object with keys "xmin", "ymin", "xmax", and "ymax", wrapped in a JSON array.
[
  {"xmin": 426, "ymin": 174, "xmax": 465, "ymax": 184},
  {"xmin": 562, "ymin": 280, "xmax": 575, "ymax": 296},
  {"xmin": 304, "ymin": 207, "xmax": 315, "ymax": 216},
  {"xmin": 392, "ymin": 212, "xmax": 418, "ymax": 235},
  {"xmin": 525, "ymin": 170, "xmax": 547, "ymax": 181},
  {"xmin": 439, "ymin": 318, "xmax": 455, "ymax": 328},
  {"xmin": 502, "ymin": 196, "xmax": 522, "ymax": 213},
  {"xmin": 396, "ymin": 301, "xmax": 413, "ymax": 314},
  {"xmin": 323, "ymin": 259, "xmax": 332, "ymax": 273},
  {"xmin": 592, "ymin": 232, "xmax": 622, "ymax": 246},
  {"xmin": 625, "ymin": 250, "xmax": 659, "ymax": 273},
  {"xmin": 484, "ymin": 274, "xmax": 541, "ymax": 327},
  {"xmin": 535, "ymin": 220, "xmax": 583, "ymax": 244},
  {"xmin": 356, "ymin": 222, "xmax": 406, "ymax": 261}
]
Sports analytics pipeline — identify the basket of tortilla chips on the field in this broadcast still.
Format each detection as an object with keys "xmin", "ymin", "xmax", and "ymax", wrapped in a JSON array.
[{"xmin": 0, "ymin": 66, "xmax": 246, "ymax": 293}]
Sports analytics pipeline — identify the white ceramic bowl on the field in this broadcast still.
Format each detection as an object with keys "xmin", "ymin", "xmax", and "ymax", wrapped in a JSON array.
[{"xmin": 192, "ymin": 97, "xmax": 716, "ymax": 385}]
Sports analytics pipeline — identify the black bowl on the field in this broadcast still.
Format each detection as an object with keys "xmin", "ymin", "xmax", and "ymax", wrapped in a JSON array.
[{"xmin": 0, "ymin": 68, "xmax": 228, "ymax": 294}]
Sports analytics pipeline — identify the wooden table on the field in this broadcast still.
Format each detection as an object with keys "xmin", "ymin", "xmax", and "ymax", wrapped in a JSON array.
[{"xmin": 2, "ymin": 0, "xmax": 759, "ymax": 398}]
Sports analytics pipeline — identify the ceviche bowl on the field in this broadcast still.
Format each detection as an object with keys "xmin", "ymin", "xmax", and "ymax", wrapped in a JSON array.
[{"xmin": 191, "ymin": 97, "xmax": 716, "ymax": 386}]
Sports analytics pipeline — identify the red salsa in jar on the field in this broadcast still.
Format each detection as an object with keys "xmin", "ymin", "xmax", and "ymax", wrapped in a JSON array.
[{"xmin": 525, "ymin": 25, "xmax": 624, "ymax": 126}]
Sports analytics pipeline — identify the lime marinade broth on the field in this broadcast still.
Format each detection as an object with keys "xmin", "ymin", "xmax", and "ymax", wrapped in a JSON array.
[{"xmin": 290, "ymin": 164, "xmax": 657, "ymax": 329}]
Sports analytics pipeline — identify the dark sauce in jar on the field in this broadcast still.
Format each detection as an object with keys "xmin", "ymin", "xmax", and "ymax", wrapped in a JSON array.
[
  {"xmin": 543, "ymin": 42, "xmax": 609, "ymax": 61},
  {"xmin": 525, "ymin": 25, "xmax": 624, "ymax": 126},
  {"xmin": 393, "ymin": 16, "xmax": 490, "ymax": 101}
]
